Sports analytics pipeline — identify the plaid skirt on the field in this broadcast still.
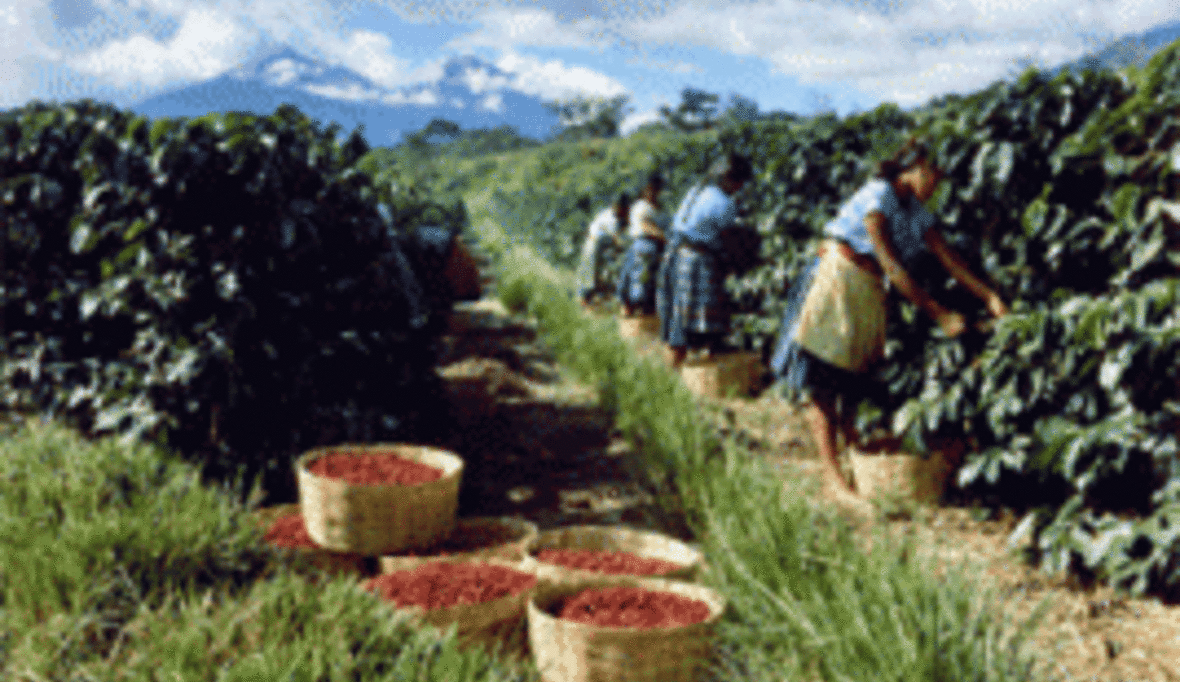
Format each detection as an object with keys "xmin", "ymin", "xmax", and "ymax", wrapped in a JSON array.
[
  {"xmin": 616, "ymin": 236, "xmax": 663, "ymax": 314},
  {"xmin": 656, "ymin": 236, "xmax": 730, "ymax": 347}
]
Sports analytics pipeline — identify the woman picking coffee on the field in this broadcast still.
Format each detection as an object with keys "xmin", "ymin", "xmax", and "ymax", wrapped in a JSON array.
[
  {"xmin": 576, "ymin": 194, "xmax": 631, "ymax": 309},
  {"xmin": 769, "ymin": 139, "xmax": 1008, "ymax": 501},
  {"xmin": 656, "ymin": 153, "xmax": 756, "ymax": 369},
  {"xmin": 617, "ymin": 173, "xmax": 669, "ymax": 317}
]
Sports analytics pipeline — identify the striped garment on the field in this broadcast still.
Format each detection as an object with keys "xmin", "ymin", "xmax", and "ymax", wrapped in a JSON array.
[
  {"xmin": 655, "ymin": 235, "xmax": 730, "ymax": 348},
  {"xmin": 616, "ymin": 235, "xmax": 664, "ymax": 314}
]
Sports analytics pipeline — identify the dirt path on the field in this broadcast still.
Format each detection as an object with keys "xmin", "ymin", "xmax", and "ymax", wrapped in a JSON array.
[{"xmin": 428, "ymin": 298, "xmax": 677, "ymax": 539}]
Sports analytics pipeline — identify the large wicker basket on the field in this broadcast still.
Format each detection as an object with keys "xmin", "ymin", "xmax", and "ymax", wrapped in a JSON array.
[
  {"xmin": 380, "ymin": 516, "xmax": 539, "ymax": 573},
  {"xmin": 525, "ymin": 525, "xmax": 704, "ymax": 584},
  {"xmin": 848, "ymin": 444, "xmax": 953, "ymax": 504},
  {"xmin": 527, "ymin": 575, "xmax": 726, "ymax": 682},
  {"xmin": 364, "ymin": 556, "xmax": 538, "ymax": 649},
  {"xmin": 254, "ymin": 503, "xmax": 368, "ymax": 576},
  {"xmin": 296, "ymin": 444, "xmax": 464, "ymax": 555},
  {"xmin": 679, "ymin": 351, "xmax": 762, "ymax": 399}
]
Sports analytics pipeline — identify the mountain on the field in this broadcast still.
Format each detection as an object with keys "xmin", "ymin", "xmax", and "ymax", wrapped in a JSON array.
[
  {"xmin": 1057, "ymin": 22, "xmax": 1180, "ymax": 74},
  {"xmin": 129, "ymin": 47, "xmax": 560, "ymax": 147}
]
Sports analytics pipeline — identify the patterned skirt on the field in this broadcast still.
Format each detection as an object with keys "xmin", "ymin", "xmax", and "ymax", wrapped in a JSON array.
[
  {"xmin": 616, "ymin": 236, "xmax": 664, "ymax": 314},
  {"xmin": 655, "ymin": 238, "xmax": 730, "ymax": 348}
]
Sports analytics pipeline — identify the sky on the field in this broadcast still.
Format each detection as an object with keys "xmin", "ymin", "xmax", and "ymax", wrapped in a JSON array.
[{"xmin": 3, "ymin": 0, "xmax": 1179, "ymax": 135}]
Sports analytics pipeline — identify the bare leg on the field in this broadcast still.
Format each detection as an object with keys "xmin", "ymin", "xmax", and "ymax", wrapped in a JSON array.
[
  {"xmin": 667, "ymin": 345, "xmax": 688, "ymax": 370},
  {"xmin": 805, "ymin": 395, "xmax": 855, "ymax": 494}
]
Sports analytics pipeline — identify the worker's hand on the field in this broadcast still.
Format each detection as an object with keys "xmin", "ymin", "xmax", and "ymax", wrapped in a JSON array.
[
  {"xmin": 985, "ymin": 292, "xmax": 1009, "ymax": 319},
  {"xmin": 936, "ymin": 310, "xmax": 968, "ymax": 338}
]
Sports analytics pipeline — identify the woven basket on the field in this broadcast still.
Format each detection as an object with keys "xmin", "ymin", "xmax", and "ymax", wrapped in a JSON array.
[
  {"xmin": 380, "ymin": 516, "xmax": 539, "ymax": 573},
  {"xmin": 366, "ymin": 556, "xmax": 538, "ymax": 648},
  {"xmin": 296, "ymin": 444, "xmax": 464, "ymax": 555},
  {"xmin": 525, "ymin": 525, "xmax": 704, "ymax": 585},
  {"xmin": 848, "ymin": 445, "xmax": 952, "ymax": 504},
  {"xmin": 254, "ymin": 503, "xmax": 368, "ymax": 575},
  {"xmin": 679, "ymin": 351, "xmax": 762, "ymax": 399},
  {"xmin": 527, "ymin": 575, "xmax": 726, "ymax": 682},
  {"xmin": 618, "ymin": 315, "xmax": 660, "ymax": 340}
]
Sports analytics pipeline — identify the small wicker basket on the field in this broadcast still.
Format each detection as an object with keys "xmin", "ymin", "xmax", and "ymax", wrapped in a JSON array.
[
  {"xmin": 365, "ymin": 556, "xmax": 538, "ymax": 649},
  {"xmin": 527, "ymin": 575, "xmax": 726, "ymax": 682},
  {"xmin": 525, "ymin": 525, "xmax": 704, "ymax": 585},
  {"xmin": 254, "ymin": 503, "xmax": 368, "ymax": 575},
  {"xmin": 296, "ymin": 444, "xmax": 464, "ymax": 556},
  {"xmin": 618, "ymin": 314, "xmax": 660, "ymax": 340},
  {"xmin": 848, "ymin": 445, "xmax": 952, "ymax": 504},
  {"xmin": 380, "ymin": 516, "xmax": 539, "ymax": 573},
  {"xmin": 679, "ymin": 351, "xmax": 762, "ymax": 399}
]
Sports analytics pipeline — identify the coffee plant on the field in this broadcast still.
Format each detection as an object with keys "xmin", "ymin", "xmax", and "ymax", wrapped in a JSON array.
[{"xmin": 0, "ymin": 100, "xmax": 466, "ymax": 502}]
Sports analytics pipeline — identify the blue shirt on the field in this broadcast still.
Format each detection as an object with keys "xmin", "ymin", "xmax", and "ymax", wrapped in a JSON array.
[
  {"xmin": 670, "ymin": 184, "xmax": 738, "ymax": 252},
  {"xmin": 824, "ymin": 179, "xmax": 934, "ymax": 269}
]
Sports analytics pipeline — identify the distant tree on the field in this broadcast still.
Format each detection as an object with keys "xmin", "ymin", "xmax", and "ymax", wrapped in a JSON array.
[
  {"xmin": 761, "ymin": 111, "xmax": 802, "ymax": 123},
  {"xmin": 722, "ymin": 93, "xmax": 760, "ymax": 123},
  {"xmin": 405, "ymin": 118, "xmax": 464, "ymax": 149},
  {"xmin": 544, "ymin": 94, "xmax": 633, "ymax": 141},
  {"xmin": 449, "ymin": 124, "xmax": 541, "ymax": 156},
  {"xmin": 659, "ymin": 88, "xmax": 722, "ymax": 132}
]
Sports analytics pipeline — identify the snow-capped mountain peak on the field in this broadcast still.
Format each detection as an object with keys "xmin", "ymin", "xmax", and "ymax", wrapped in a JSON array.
[{"xmin": 134, "ymin": 47, "xmax": 558, "ymax": 145}]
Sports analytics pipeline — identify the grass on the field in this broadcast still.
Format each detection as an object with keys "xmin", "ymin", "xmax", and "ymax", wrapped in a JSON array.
[
  {"xmin": 0, "ymin": 420, "xmax": 539, "ymax": 682},
  {"xmin": 469, "ymin": 196, "xmax": 1051, "ymax": 681}
]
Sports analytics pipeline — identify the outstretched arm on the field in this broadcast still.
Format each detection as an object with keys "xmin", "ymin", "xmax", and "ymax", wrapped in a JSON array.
[
  {"xmin": 865, "ymin": 212, "xmax": 965, "ymax": 336},
  {"xmin": 924, "ymin": 229, "xmax": 1008, "ymax": 318}
]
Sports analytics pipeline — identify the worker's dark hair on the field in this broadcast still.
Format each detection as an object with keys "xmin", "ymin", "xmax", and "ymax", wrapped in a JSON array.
[
  {"xmin": 645, "ymin": 172, "xmax": 665, "ymax": 188},
  {"xmin": 706, "ymin": 152, "xmax": 754, "ymax": 186},
  {"xmin": 877, "ymin": 138, "xmax": 937, "ymax": 181}
]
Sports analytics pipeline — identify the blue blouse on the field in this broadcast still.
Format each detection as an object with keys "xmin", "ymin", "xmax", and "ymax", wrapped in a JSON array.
[
  {"xmin": 669, "ymin": 184, "xmax": 738, "ymax": 252},
  {"xmin": 823, "ymin": 179, "xmax": 934, "ymax": 270}
]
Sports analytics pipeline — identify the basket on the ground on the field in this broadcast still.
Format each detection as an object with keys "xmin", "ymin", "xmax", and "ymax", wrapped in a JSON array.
[
  {"xmin": 525, "ymin": 525, "xmax": 704, "ymax": 584},
  {"xmin": 362, "ymin": 556, "xmax": 538, "ymax": 649},
  {"xmin": 296, "ymin": 444, "xmax": 464, "ymax": 555},
  {"xmin": 527, "ymin": 574, "xmax": 726, "ymax": 682},
  {"xmin": 848, "ymin": 441, "xmax": 953, "ymax": 504},
  {"xmin": 679, "ymin": 351, "xmax": 762, "ymax": 399},
  {"xmin": 618, "ymin": 314, "xmax": 660, "ymax": 340},
  {"xmin": 254, "ymin": 503, "xmax": 368, "ymax": 575},
  {"xmin": 380, "ymin": 516, "xmax": 539, "ymax": 572}
]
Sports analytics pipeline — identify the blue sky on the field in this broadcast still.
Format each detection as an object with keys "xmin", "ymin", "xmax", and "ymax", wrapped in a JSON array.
[{"xmin": 3, "ymin": 0, "xmax": 1178, "ymax": 134}]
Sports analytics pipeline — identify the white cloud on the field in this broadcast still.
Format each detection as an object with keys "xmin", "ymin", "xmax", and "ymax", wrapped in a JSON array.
[
  {"xmin": 495, "ymin": 51, "xmax": 629, "ymax": 101},
  {"xmin": 263, "ymin": 58, "xmax": 301, "ymax": 86},
  {"xmin": 0, "ymin": 0, "xmax": 65, "ymax": 107},
  {"xmin": 620, "ymin": 0, "xmax": 1180, "ymax": 104},
  {"xmin": 69, "ymin": 7, "xmax": 252, "ymax": 86},
  {"xmin": 381, "ymin": 89, "xmax": 439, "ymax": 106},
  {"xmin": 462, "ymin": 66, "xmax": 512, "ymax": 94},
  {"xmin": 620, "ymin": 108, "xmax": 663, "ymax": 135},
  {"xmin": 445, "ymin": 7, "xmax": 600, "ymax": 50},
  {"xmin": 479, "ymin": 92, "xmax": 505, "ymax": 112},
  {"xmin": 304, "ymin": 82, "xmax": 381, "ymax": 102}
]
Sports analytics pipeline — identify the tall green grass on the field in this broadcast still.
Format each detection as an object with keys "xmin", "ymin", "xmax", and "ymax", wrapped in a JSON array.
[
  {"xmin": 0, "ymin": 422, "xmax": 537, "ymax": 681},
  {"xmin": 471, "ymin": 208, "xmax": 1048, "ymax": 682}
]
